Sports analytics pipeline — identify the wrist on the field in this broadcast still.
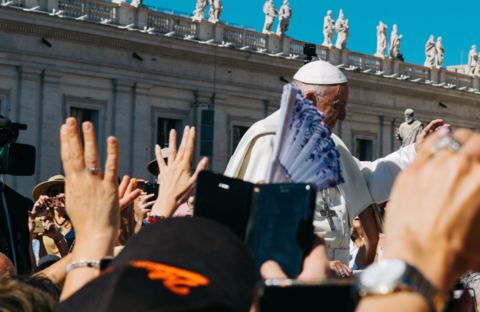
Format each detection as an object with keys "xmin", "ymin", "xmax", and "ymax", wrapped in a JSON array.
[
  {"xmin": 74, "ymin": 230, "xmax": 116, "ymax": 259},
  {"xmin": 383, "ymin": 242, "xmax": 455, "ymax": 295},
  {"xmin": 151, "ymin": 197, "xmax": 177, "ymax": 217}
]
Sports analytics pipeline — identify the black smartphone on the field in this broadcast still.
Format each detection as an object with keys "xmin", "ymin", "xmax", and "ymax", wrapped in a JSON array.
[
  {"xmin": 142, "ymin": 182, "xmax": 159, "ymax": 200},
  {"xmin": 257, "ymin": 280, "xmax": 358, "ymax": 312},
  {"xmin": 194, "ymin": 171, "xmax": 253, "ymax": 240},
  {"xmin": 246, "ymin": 183, "xmax": 316, "ymax": 278},
  {"xmin": 447, "ymin": 288, "xmax": 478, "ymax": 312}
]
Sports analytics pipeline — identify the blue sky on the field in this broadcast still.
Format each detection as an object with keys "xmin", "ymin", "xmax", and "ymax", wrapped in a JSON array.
[{"xmin": 144, "ymin": 0, "xmax": 477, "ymax": 66}]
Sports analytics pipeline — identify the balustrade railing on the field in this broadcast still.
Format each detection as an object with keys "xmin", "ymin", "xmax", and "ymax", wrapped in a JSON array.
[
  {"xmin": 57, "ymin": 0, "xmax": 115, "ymax": 21},
  {"xmin": 4, "ymin": 0, "xmax": 479, "ymax": 91},
  {"xmin": 444, "ymin": 72, "xmax": 473, "ymax": 88},
  {"xmin": 147, "ymin": 12, "xmax": 197, "ymax": 38},
  {"xmin": 3, "ymin": 0, "xmax": 24, "ymax": 7},
  {"xmin": 400, "ymin": 63, "xmax": 430, "ymax": 80},
  {"xmin": 289, "ymin": 40, "xmax": 304, "ymax": 56},
  {"xmin": 222, "ymin": 28, "xmax": 266, "ymax": 50}
]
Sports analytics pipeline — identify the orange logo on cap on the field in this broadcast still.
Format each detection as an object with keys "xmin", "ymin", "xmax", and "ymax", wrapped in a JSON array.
[{"xmin": 130, "ymin": 261, "xmax": 209, "ymax": 295}]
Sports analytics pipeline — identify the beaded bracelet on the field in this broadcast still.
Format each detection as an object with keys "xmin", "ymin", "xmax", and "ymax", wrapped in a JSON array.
[
  {"xmin": 66, "ymin": 260, "xmax": 101, "ymax": 273},
  {"xmin": 143, "ymin": 214, "xmax": 166, "ymax": 225}
]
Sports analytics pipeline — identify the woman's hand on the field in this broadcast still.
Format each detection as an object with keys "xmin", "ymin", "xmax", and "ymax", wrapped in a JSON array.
[{"xmin": 151, "ymin": 126, "xmax": 208, "ymax": 217}]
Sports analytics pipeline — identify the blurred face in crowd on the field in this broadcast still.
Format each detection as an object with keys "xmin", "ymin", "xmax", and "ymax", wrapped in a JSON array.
[
  {"xmin": 308, "ymin": 84, "xmax": 349, "ymax": 130},
  {"xmin": 46, "ymin": 185, "xmax": 66, "ymax": 216},
  {"xmin": 0, "ymin": 252, "xmax": 14, "ymax": 277}
]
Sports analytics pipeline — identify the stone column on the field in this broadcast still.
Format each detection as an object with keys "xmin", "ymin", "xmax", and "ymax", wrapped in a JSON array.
[
  {"xmin": 267, "ymin": 34, "xmax": 281, "ymax": 54},
  {"xmin": 112, "ymin": 79, "xmax": 135, "ymax": 175},
  {"xmin": 210, "ymin": 93, "xmax": 228, "ymax": 172},
  {"xmin": 380, "ymin": 115, "xmax": 395, "ymax": 155},
  {"xmin": 328, "ymin": 47, "xmax": 341, "ymax": 65},
  {"xmin": 474, "ymin": 76, "xmax": 480, "ymax": 90},
  {"xmin": 214, "ymin": 23, "xmax": 225, "ymax": 43},
  {"xmin": 382, "ymin": 58, "xmax": 393, "ymax": 75},
  {"xmin": 197, "ymin": 20, "xmax": 215, "ymax": 41},
  {"xmin": 430, "ymin": 68, "xmax": 440, "ymax": 83},
  {"xmin": 191, "ymin": 90, "xmax": 211, "ymax": 164},
  {"xmin": 438, "ymin": 68, "xmax": 446, "ymax": 84},
  {"xmin": 10, "ymin": 67, "xmax": 42, "ymax": 196},
  {"xmin": 131, "ymin": 82, "xmax": 152, "ymax": 178},
  {"xmin": 38, "ymin": 70, "xmax": 63, "ymax": 183},
  {"xmin": 136, "ymin": 6, "xmax": 149, "ymax": 29},
  {"xmin": 392, "ymin": 60, "xmax": 401, "ymax": 75},
  {"xmin": 390, "ymin": 117, "xmax": 400, "ymax": 152},
  {"xmin": 117, "ymin": 2, "xmax": 135, "ymax": 26},
  {"xmin": 46, "ymin": 0, "xmax": 58, "ymax": 12}
]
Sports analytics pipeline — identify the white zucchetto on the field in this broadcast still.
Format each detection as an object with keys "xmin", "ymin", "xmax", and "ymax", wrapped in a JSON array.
[{"xmin": 293, "ymin": 60, "xmax": 347, "ymax": 85}]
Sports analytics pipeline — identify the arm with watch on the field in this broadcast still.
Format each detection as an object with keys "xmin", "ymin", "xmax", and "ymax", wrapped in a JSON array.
[{"xmin": 356, "ymin": 128, "xmax": 480, "ymax": 312}]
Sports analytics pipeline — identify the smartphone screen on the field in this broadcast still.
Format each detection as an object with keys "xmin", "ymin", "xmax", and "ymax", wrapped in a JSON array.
[
  {"xmin": 246, "ymin": 184, "xmax": 316, "ymax": 278},
  {"xmin": 194, "ymin": 171, "xmax": 253, "ymax": 240},
  {"xmin": 142, "ymin": 183, "xmax": 159, "ymax": 200}
]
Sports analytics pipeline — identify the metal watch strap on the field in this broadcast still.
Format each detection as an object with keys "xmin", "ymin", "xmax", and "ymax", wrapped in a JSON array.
[{"xmin": 402, "ymin": 263, "xmax": 445, "ymax": 312}]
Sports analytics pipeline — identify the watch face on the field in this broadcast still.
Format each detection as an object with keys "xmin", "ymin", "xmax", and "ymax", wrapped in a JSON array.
[{"xmin": 360, "ymin": 259, "xmax": 406, "ymax": 293}]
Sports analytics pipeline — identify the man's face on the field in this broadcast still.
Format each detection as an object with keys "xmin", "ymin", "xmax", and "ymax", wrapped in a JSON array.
[{"xmin": 309, "ymin": 84, "xmax": 349, "ymax": 130}]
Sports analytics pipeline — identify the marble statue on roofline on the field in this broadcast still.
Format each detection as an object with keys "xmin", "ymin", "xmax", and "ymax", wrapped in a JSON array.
[
  {"xmin": 192, "ymin": 0, "xmax": 208, "ymax": 22},
  {"xmin": 276, "ymin": 0, "xmax": 292, "ymax": 36},
  {"xmin": 389, "ymin": 24, "xmax": 402, "ymax": 59},
  {"xmin": 208, "ymin": 0, "xmax": 222, "ymax": 24},
  {"xmin": 435, "ymin": 37, "xmax": 445, "ymax": 68},
  {"xmin": 322, "ymin": 10, "xmax": 335, "ymax": 47},
  {"xmin": 262, "ymin": 0, "xmax": 277, "ymax": 34},
  {"xmin": 335, "ymin": 9, "xmax": 349, "ymax": 50},
  {"xmin": 424, "ymin": 35, "xmax": 436, "ymax": 68},
  {"xmin": 375, "ymin": 21, "xmax": 387, "ymax": 58},
  {"xmin": 467, "ymin": 45, "xmax": 478, "ymax": 76},
  {"xmin": 130, "ymin": 0, "xmax": 142, "ymax": 8},
  {"xmin": 396, "ymin": 108, "xmax": 424, "ymax": 148},
  {"xmin": 474, "ymin": 54, "xmax": 480, "ymax": 77}
]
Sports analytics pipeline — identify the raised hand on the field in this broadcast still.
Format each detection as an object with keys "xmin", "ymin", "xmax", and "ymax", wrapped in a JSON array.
[
  {"xmin": 385, "ymin": 129, "xmax": 480, "ymax": 295},
  {"xmin": 151, "ymin": 126, "xmax": 208, "ymax": 217},
  {"xmin": 60, "ymin": 117, "xmax": 120, "ymax": 300},
  {"xmin": 118, "ymin": 175, "xmax": 142, "ymax": 211},
  {"xmin": 414, "ymin": 119, "xmax": 451, "ymax": 152}
]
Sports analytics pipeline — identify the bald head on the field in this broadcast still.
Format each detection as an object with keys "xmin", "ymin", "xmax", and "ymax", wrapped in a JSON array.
[{"xmin": 0, "ymin": 252, "xmax": 15, "ymax": 277}]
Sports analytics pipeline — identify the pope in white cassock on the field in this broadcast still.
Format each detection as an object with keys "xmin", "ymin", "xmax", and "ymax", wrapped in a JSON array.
[{"xmin": 225, "ymin": 60, "xmax": 445, "ymax": 265}]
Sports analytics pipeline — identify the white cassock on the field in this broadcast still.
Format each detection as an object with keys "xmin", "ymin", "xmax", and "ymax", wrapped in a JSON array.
[{"xmin": 225, "ymin": 110, "xmax": 416, "ymax": 264}]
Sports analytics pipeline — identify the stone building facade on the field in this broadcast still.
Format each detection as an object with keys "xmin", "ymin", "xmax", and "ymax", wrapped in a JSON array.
[{"xmin": 0, "ymin": 1, "xmax": 478, "ymax": 197}]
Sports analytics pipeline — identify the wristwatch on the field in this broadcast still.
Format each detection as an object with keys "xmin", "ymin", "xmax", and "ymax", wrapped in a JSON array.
[{"xmin": 355, "ymin": 259, "xmax": 446, "ymax": 312}]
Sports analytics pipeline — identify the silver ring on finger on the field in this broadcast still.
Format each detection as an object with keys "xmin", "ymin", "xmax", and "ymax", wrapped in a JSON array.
[
  {"xmin": 429, "ymin": 135, "xmax": 461, "ymax": 157},
  {"xmin": 86, "ymin": 167, "xmax": 102, "ymax": 175}
]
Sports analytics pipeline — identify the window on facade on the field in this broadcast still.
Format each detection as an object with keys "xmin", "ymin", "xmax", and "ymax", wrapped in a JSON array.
[
  {"xmin": 200, "ymin": 110, "xmax": 214, "ymax": 157},
  {"xmin": 232, "ymin": 125, "xmax": 249, "ymax": 155},
  {"xmin": 356, "ymin": 138, "xmax": 374, "ymax": 161},
  {"xmin": 157, "ymin": 117, "xmax": 182, "ymax": 148},
  {"xmin": 70, "ymin": 107, "xmax": 100, "ymax": 140}
]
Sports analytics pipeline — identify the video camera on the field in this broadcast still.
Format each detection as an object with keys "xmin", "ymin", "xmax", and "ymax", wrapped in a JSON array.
[
  {"xmin": 0, "ymin": 116, "xmax": 36, "ymax": 176},
  {"xmin": 303, "ymin": 43, "xmax": 318, "ymax": 64}
]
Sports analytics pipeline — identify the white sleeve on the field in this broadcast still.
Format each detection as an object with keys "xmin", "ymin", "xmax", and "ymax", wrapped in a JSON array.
[
  {"xmin": 237, "ymin": 135, "xmax": 275, "ymax": 184},
  {"xmin": 357, "ymin": 144, "xmax": 416, "ymax": 203}
]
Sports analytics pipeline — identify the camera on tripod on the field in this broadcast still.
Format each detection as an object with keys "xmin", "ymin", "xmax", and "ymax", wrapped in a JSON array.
[{"xmin": 0, "ymin": 116, "xmax": 36, "ymax": 176}]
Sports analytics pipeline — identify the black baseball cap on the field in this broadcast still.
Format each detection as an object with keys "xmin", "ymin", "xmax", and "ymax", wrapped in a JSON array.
[{"xmin": 58, "ymin": 217, "xmax": 255, "ymax": 312}]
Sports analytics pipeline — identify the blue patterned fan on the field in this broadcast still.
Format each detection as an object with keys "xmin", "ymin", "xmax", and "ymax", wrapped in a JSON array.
[{"xmin": 266, "ymin": 84, "xmax": 344, "ymax": 191}]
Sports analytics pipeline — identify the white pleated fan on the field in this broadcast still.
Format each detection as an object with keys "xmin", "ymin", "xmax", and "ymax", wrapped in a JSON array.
[{"xmin": 266, "ymin": 84, "xmax": 344, "ymax": 190}]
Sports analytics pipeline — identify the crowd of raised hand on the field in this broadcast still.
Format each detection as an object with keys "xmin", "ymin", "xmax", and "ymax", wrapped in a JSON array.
[{"xmin": 0, "ymin": 116, "xmax": 480, "ymax": 312}]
